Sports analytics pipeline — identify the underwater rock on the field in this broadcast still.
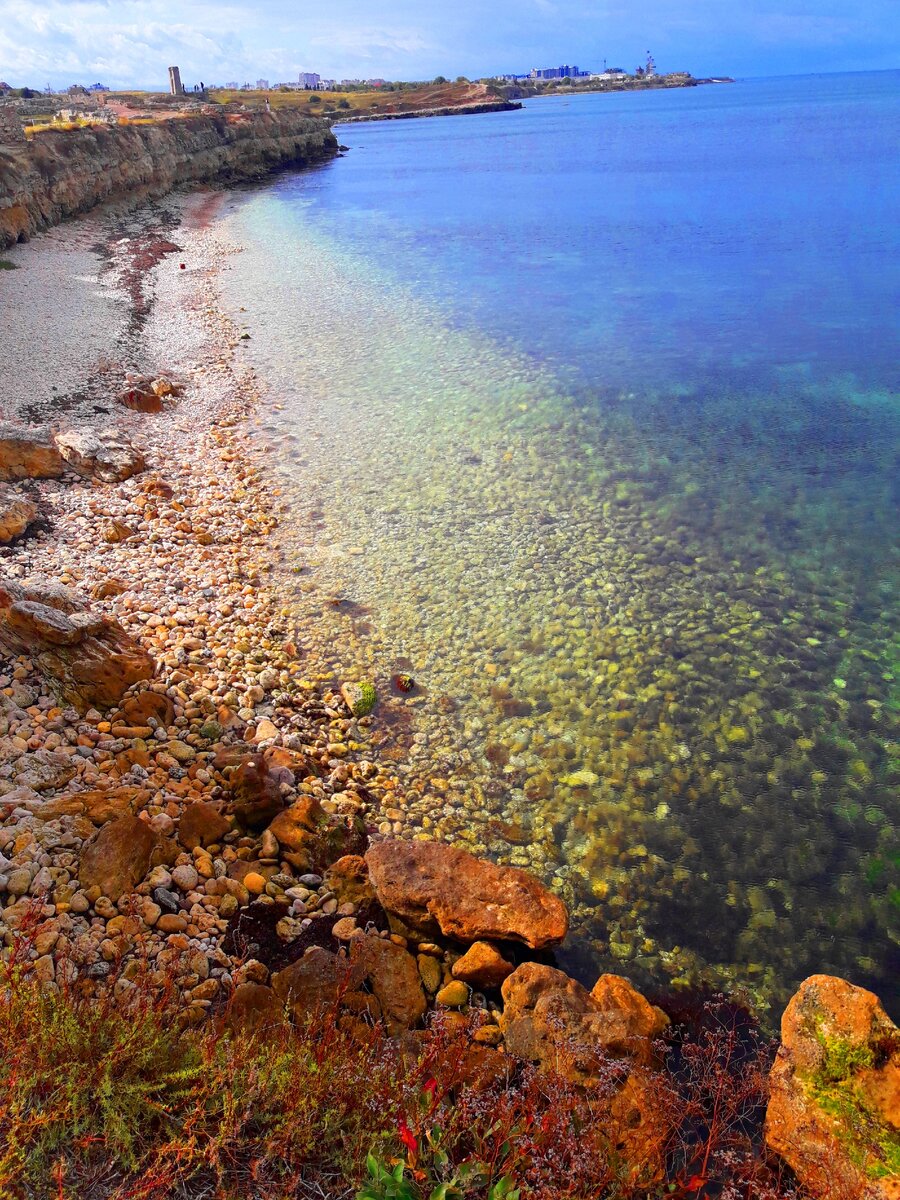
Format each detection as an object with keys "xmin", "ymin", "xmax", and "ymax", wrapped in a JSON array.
[
  {"xmin": 366, "ymin": 839, "xmax": 568, "ymax": 949},
  {"xmin": 765, "ymin": 974, "xmax": 900, "ymax": 1199},
  {"xmin": 341, "ymin": 680, "xmax": 377, "ymax": 717}
]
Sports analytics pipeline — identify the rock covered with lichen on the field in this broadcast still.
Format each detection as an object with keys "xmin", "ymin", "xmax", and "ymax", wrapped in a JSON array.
[{"xmin": 765, "ymin": 974, "xmax": 900, "ymax": 1199}]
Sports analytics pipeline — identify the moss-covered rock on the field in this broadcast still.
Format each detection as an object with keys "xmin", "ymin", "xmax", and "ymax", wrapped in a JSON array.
[
  {"xmin": 765, "ymin": 974, "xmax": 900, "ymax": 1198},
  {"xmin": 340, "ymin": 679, "xmax": 377, "ymax": 717}
]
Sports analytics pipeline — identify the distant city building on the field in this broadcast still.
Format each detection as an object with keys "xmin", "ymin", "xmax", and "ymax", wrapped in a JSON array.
[
  {"xmin": 366, "ymin": 78, "xmax": 386, "ymax": 88},
  {"xmin": 87, "ymin": 83, "xmax": 109, "ymax": 92},
  {"xmin": 320, "ymin": 80, "xmax": 336, "ymax": 90},
  {"xmin": 529, "ymin": 65, "xmax": 590, "ymax": 80},
  {"xmin": 341, "ymin": 79, "xmax": 363, "ymax": 86},
  {"xmin": 225, "ymin": 81, "xmax": 240, "ymax": 90},
  {"xmin": 298, "ymin": 72, "xmax": 320, "ymax": 89},
  {"xmin": 256, "ymin": 79, "xmax": 269, "ymax": 90},
  {"xmin": 168, "ymin": 65, "xmax": 183, "ymax": 95}
]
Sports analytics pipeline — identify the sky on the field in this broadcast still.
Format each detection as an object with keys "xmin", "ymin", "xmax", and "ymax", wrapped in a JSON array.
[{"xmin": 1, "ymin": 0, "xmax": 897, "ymax": 91}]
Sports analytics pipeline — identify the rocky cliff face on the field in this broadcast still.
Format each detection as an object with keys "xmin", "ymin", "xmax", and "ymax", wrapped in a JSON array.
[{"xmin": 0, "ymin": 111, "xmax": 337, "ymax": 249}]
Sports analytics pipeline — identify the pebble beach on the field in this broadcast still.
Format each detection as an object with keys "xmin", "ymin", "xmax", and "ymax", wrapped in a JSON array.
[{"xmin": 0, "ymin": 190, "xmax": 408, "ymax": 1012}]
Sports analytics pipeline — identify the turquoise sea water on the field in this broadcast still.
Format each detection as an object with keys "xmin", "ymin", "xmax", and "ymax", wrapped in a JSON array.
[{"xmin": 223, "ymin": 72, "xmax": 900, "ymax": 1019}]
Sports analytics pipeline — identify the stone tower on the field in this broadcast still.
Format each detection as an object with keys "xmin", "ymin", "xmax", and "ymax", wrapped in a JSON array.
[{"xmin": 168, "ymin": 66, "xmax": 183, "ymax": 95}]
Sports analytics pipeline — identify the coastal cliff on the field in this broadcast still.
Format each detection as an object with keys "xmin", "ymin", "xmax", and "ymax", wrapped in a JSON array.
[{"xmin": 0, "ymin": 110, "xmax": 337, "ymax": 250}]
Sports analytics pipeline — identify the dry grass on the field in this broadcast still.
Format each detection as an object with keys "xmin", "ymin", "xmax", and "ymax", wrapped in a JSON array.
[{"xmin": 208, "ymin": 81, "xmax": 502, "ymax": 119}]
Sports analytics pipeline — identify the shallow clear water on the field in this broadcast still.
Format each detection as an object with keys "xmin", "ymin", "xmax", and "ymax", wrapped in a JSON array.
[{"xmin": 221, "ymin": 72, "xmax": 900, "ymax": 1019}]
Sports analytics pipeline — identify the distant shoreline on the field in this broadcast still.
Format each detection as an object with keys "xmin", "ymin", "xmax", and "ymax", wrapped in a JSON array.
[
  {"xmin": 337, "ymin": 98, "xmax": 522, "ymax": 123},
  {"xmin": 500, "ymin": 73, "xmax": 734, "ymax": 102}
]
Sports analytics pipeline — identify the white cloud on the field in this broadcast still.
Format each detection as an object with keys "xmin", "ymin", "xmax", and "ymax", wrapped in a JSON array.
[{"xmin": 0, "ymin": 0, "xmax": 441, "ymax": 86}]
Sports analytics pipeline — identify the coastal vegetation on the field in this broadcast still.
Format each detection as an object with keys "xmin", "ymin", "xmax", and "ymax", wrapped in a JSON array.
[{"xmin": 0, "ymin": 941, "xmax": 806, "ymax": 1200}]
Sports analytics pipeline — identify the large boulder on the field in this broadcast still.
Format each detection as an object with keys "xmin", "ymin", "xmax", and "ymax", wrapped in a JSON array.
[
  {"xmin": 12, "ymin": 748, "xmax": 77, "ymax": 792},
  {"xmin": 452, "ymin": 941, "xmax": 515, "ymax": 990},
  {"xmin": 0, "ymin": 485, "xmax": 39, "ymax": 543},
  {"xmin": 0, "ymin": 424, "xmax": 64, "ymax": 481},
  {"xmin": 765, "ymin": 975, "xmax": 900, "ymax": 1199},
  {"xmin": 36, "ymin": 786, "xmax": 148, "ymax": 824},
  {"xmin": 178, "ymin": 800, "xmax": 230, "ymax": 850},
  {"xmin": 500, "ymin": 965, "xmax": 668, "ymax": 1076},
  {"xmin": 365, "ymin": 839, "xmax": 568, "ymax": 949},
  {"xmin": 53, "ymin": 429, "xmax": 146, "ymax": 483},
  {"xmin": 79, "ymin": 814, "xmax": 175, "ymax": 901},
  {"xmin": 500, "ymin": 964, "xmax": 670, "ymax": 1182},
  {"xmin": 271, "ymin": 947, "xmax": 358, "ymax": 1020},
  {"xmin": 267, "ymin": 796, "xmax": 368, "ymax": 873},
  {"xmin": 350, "ymin": 935, "xmax": 427, "ymax": 1033},
  {"xmin": 0, "ymin": 578, "xmax": 154, "ymax": 711}
]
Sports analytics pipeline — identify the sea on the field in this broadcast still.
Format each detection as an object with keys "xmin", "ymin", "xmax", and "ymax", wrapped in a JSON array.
[{"xmin": 219, "ymin": 71, "xmax": 900, "ymax": 1020}]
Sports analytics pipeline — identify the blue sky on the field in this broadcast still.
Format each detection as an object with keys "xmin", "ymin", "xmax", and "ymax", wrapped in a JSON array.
[{"xmin": 1, "ymin": 0, "xmax": 897, "ymax": 90}]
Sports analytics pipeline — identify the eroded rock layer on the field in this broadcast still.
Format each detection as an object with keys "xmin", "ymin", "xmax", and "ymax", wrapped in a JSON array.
[{"xmin": 0, "ymin": 111, "xmax": 338, "ymax": 250}]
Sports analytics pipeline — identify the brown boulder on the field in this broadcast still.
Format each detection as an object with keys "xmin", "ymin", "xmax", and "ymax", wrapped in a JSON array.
[
  {"xmin": 226, "ymin": 982, "xmax": 284, "ymax": 1037},
  {"xmin": 590, "ymin": 974, "xmax": 670, "ymax": 1060},
  {"xmin": 117, "ymin": 387, "xmax": 164, "ymax": 414},
  {"xmin": 0, "ymin": 424, "xmax": 64, "ymax": 481},
  {"xmin": 500, "ymin": 964, "xmax": 670, "ymax": 1181},
  {"xmin": 365, "ymin": 839, "xmax": 568, "ymax": 949},
  {"xmin": 178, "ymin": 800, "xmax": 230, "ymax": 850},
  {"xmin": 121, "ymin": 689, "xmax": 175, "ymax": 727},
  {"xmin": 53, "ymin": 430, "xmax": 146, "ymax": 483},
  {"xmin": 271, "ymin": 947, "xmax": 358, "ymax": 1020},
  {"xmin": 228, "ymin": 753, "xmax": 285, "ymax": 830},
  {"xmin": 324, "ymin": 855, "xmax": 377, "ymax": 909},
  {"xmin": 765, "ymin": 975, "xmax": 900, "ymax": 1200},
  {"xmin": 452, "ymin": 941, "xmax": 515, "ymax": 990},
  {"xmin": 0, "ymin": 485, "xmax": 38, "ymax": 543},
  {"xmin": 500, "ymin": 963, "xmax": 658, "ymax": 1077},
  {"xmin": 351, "ymin": 935, "xmax": 427, "ymax": 1034},
  {"xmin": 0, "ymin": 578, "xmax": 154, "ymax": 711},
  {"xmin": 79, "ymin": 814, "xmax": 175, "ymax": 901},
  {"xmin": 268, "ymin": 796, "xmax": 368, "ymax": 873},
  {"xmin": 37, "ymin": 786, "xmax": 147, "ymax": 825}
]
